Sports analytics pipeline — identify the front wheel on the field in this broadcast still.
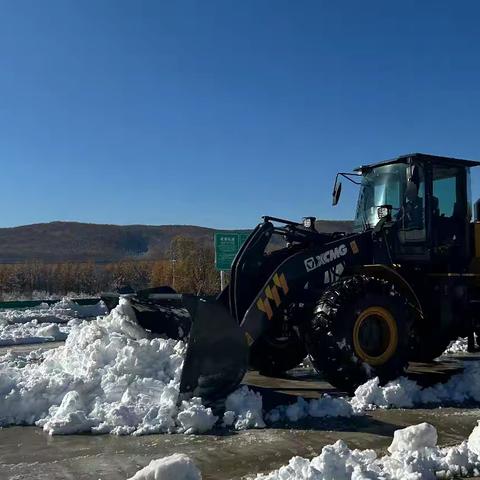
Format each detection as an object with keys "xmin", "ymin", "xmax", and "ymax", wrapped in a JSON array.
[{"xmin": 305, "ymin": 275, "xmax": 418, "ymax": 393}]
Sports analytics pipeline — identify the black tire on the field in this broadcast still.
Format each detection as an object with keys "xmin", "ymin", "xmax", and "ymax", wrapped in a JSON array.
[
  {"xmin": 305, "ymin": 275, "xmax": 418, "ymax": 393},
  {"xmin": 249, "ymin": 332, "xmax": 306, "ymax": 376}
]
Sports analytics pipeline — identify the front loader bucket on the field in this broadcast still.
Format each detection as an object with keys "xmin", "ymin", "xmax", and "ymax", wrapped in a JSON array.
[
  {"xmin": 179, "ymin": 296, "xmax": 249, "ymax": 404},
  {"xmin": 130, "ymin": 296, "xmax": 192, "ymax": 340},
  {"xmin": 103, "ymin": 289, "xmax": 249, "ymax": 404}
]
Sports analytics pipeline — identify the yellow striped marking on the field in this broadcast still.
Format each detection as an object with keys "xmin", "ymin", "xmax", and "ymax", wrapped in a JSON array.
[
  {"xmin": 244, "ymin": 332, "xmax": 255, "ymax": 346},
  {"xmin": 256, "ymin": 272, "xmax": 289, "ymax": 319},
  {"xmin": 273, "ymin": 273, "xmax": 289, "ymax": 294},
  {"xmin": 256, "ymin": 297, "xmax": 273, "ymax": 319},
  {"xmin": 265, "ymin": 285, "xmax": 281, "ymax": 307}
]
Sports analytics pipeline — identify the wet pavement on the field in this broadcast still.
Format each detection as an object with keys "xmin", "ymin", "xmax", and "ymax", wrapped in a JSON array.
[{"xmin": 1, "ymin": 343, "xmax": 480, "ymax": 479}]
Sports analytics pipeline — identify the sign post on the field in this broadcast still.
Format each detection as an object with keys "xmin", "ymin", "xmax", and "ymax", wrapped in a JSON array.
[{"xmin": 214, "ymin": 231, "xmax": 249, "ymax": 290}]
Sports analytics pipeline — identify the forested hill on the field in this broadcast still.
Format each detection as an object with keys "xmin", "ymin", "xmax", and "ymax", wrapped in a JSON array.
[{"xmin": 0, "ymin": 220, "xmax": 353, "ymax": 263}]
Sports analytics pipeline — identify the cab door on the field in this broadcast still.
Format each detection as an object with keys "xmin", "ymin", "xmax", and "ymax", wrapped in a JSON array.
[{"xmin": 430, "ymin": 164, "xmax": 471, "ymax": 265}]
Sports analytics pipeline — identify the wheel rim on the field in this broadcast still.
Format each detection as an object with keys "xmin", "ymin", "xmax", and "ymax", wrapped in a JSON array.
[{"xmin": 353, "ymin": 306, "xmax": 398, "ymax": 366}]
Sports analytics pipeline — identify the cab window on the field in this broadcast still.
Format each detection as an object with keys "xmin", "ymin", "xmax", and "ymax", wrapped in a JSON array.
[{"xmin": 432, "ymin": 166, "xmax": 463, "ymax": 218}]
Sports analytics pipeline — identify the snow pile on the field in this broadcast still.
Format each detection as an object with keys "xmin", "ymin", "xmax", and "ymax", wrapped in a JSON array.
[
  {"xmin": 0, "ymin": 298, "xmax": 217, "ymax": 435},
  {"xmin": 0, "ymin": 319, "xmax": 69, "ymax": 346},
  {"xmin": 254, "ymin": 422, "xmax": 480, "ymax": 479},
  {"xmin": 5, "ymin": 296, "xmax": 480, "ymax": 436},
  {"xmin": 443, "ymin": 337, "xmax": 469, "ymax": 355},
  {"xmin": 128, "ymin": 454, "xmax": 201, "ymax": 480},
  {"xmin": 263, "ymin": 358, "xmax": 480, "ymax": 424},
  {"xmin": 0, "ymin": 299, "xmax": 107, "ymax": 346},
  {"xmin": 0, "ymin": 298, "xmax": 108, "ymax": 324},
  {"xmin": 266, "ymin": 395, "xmax": 353, "ymax": 423},
  {"xmin": 351, "ymin": 361, "xmax": 480, "ymax": 411}
]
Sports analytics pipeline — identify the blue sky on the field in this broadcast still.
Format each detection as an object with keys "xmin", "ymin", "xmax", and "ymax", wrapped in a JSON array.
[{"xmin": 1, "ymin": 0, "xmax": 480, "ymax": 229}]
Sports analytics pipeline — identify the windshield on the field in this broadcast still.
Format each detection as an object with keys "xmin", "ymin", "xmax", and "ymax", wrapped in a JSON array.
[{"xmin": 353, "ymin": 163, "xmax": 406, "ymax": 231}]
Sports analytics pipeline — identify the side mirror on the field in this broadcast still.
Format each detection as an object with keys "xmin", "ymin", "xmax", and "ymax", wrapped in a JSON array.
[{"xmin": 332, "ymin": 180, "xmax": 342, "ymax": 206}]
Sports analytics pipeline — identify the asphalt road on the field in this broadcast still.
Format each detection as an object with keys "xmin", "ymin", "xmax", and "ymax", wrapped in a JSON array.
[{"xmin": 0, "ymin": 343, "xmax": 479, "ymax": 479}]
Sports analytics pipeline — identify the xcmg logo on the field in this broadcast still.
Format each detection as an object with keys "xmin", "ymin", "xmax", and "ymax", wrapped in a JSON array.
[{"xmin": 304, "ymin": 244, "xmax": 348, "ymax": 272}]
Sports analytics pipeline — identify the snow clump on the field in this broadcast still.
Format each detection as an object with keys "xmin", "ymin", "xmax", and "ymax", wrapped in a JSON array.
[
  {"xmin": 443, "ymin": 337, "xmax": 469, "ymax": 355},
  {"xmin": 0, "ymin": 319, "xmax": 69, "ymax": 346},
  {"xmin": 127, "ymin": 453, "xmax": 201, "ymax": 480},
  {"xmin": 253, "ymin": 422, "xmax": 480, "ymax": 479},
  {"xmin": 351, "ymin": 360, "xmax": 480, "ymax": 412},
  {"xmin": 0, "ymin": 298, "xmax": 108, "ymax": 324},
  {"xmin": 223, "ymin": 385, "xmax": 265, "ymax": 429}
]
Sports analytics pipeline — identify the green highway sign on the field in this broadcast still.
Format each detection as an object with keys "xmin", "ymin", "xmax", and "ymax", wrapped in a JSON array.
[{"xmin": 214, "ymin": 231, "xmax": 249, "ymax": 271}]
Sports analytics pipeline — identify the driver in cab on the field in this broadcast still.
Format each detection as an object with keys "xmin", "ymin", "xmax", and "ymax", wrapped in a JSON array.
[{"xmin": 401, "ymin": 179, "xmax": 423, "ymax": 230}]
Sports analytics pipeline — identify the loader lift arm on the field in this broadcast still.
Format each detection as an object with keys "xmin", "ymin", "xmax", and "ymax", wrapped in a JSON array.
[{"xmin": 229, "ymin": 217, "xmax": 341, "ymax": 324}]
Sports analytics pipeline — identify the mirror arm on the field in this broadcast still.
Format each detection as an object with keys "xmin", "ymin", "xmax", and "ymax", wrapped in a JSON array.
[{"xmin": 338, "ymin": 172, "xmax": 362, "ymax": 185}]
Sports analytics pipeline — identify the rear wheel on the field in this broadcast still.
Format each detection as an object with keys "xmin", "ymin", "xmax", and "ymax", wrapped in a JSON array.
[{"xmin": 305, "ymin": 275, "xmax": 418, "ymax": 393}]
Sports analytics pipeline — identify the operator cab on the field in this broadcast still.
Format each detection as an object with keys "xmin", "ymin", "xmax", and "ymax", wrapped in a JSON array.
[{"xmin": 341, "ymin": 153, "xmax": 480, "ymax": 266}]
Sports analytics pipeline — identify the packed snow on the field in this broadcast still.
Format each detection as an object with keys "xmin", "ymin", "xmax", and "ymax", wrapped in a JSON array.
[
  {"xmin": 127, "ymin": 454, "xmax": 201, "ymax": 480},
  {"xmin": 253, "ymin": 421, "xmax": 480, "ymax": 479},
  {"xmin": 0, "ymin": 298, "xmax": 107, "ymax": 346}
]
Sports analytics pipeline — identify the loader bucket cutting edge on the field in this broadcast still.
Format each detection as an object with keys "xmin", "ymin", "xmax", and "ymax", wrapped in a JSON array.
[{"xmin": 179, "ymin": 296, "xmax": 249, "ymax": 404}]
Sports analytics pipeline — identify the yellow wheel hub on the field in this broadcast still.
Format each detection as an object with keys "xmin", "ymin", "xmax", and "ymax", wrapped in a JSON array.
[{"xmin": 353, "ymin": 306, "xmax": 398, "ymax": 366}]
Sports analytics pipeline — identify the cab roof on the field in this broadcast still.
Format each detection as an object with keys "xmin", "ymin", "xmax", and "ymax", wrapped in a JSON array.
[{"xmin": 354, "ymin": 153, "xmax": 480, "ymax": 173}]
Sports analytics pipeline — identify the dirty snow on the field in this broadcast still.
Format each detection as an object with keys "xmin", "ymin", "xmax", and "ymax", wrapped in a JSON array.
[
  {"xmin": 266, "ymin": 395, "xmax": 353, "ymax": 423},
  {"xmin": 128, "ymin": 453, "xmax": 202, "ymax": 480},
  {"xmin": 253, "ymin": 421, "xmax": 480, "ymax": 479}
]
